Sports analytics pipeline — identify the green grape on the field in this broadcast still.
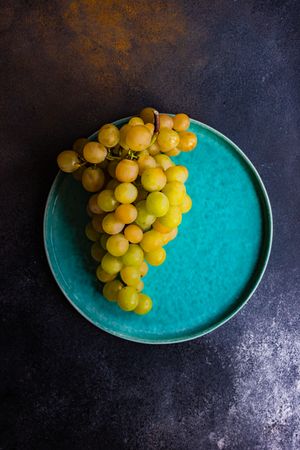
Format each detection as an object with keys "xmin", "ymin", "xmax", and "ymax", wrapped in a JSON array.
[
  {"xmin": 165, "ymin": 165, "xmax": 188, "ymax": 183},
  {"xmin": 140, "ymin": 230, "xmax": 164, "ymax": 252},
  {"xmin": 85, "ymin": 222, "xmax": 100, "ymax": 242},
  {"xmin": 91, "ymin": 242, "xmax": 106, "ymax": 262},
  {"xmin": 98, "ymin": 124, "xmax": 120, "ymax": 148},
  {"xmin": 135, "ymin": 200, "xmax": 156, "ymax": 230},
  {"xmin": 177, "ymin": 131, "xmax": 197, "ymax": 152},
  {"xmin": 106, "ymin": 233, "xmax": 129, "ymax": 257},
  {"xmin": 97, "ymin": 190, "xmax": 119, "ymax": 212},
  {"xmin": 82, "ymin": 167, "xmax": 105, "ymax": 192},
  {"xmin": 128, "ymin": 117, "xmax": 144, "ymax": 126},
  {"xmin": 134, "ymin": 294, "xmax": 153, "ymax": 315},
  {"xmin": 101, "ymin": 253, "xmax": 123, "ymax": 275},
  {"xmin": 102, "ymin": 213, "xmax": 124, "ymax": 235},
  {"xmin": 141, "ymin": 167, "xmax": 167, "ymax": 192},
  {"xmin": 162, "ymin": 181, "xmax": 186, "ymax": 206},
  {"xmin": 139, "ymin": 261, "xmax": 149, "ymax": 277},
  {"xmin": 173, "ymin": 113, "xmax": 190, "ymax": 131},
  {"xmin": 103, "ymin": 280, "xmax": 123, "ymax": 302},
  {"xmin": 157, "ymin": 128, "xmax": 180, "ymax": 152},
  {"xmin": 117, "ymin": 286, "xmax": 139, "ymax": 311},
  {"xmin": 159, "ymin": 114, "xmax": 174, "ymax": 129},
  {"xmin": 96, "ymin": 266, "xmax": 116, "ymax": 282},
  {"xmin": 88, "ymin": 194, "xmax": 103, "ymax": 215},
  {"xmin": 83, "ymin": 141, "xmax": 107, "ymax": 163},
  {"xmin": 140, "ymin": 107, "xmax": 155, "ymax": 124},
  {"xmin": 73, "ymin": 137, "xmax": 88, "ymax": 153},
  {"xmin": 114, "ymin": 182, "xmax": 138, "ymax": 204},
  {"xmin": 122, "ymin": 244, "xmax": 144, "ymax": 266},
  {"xmin": 100, "ymin": 233, "xmax": 109, "ymax": 250},
  {"xmin": 159, "ymin": 206, "xmax": 182, "ymax": 228},
  {"xmin": 154, "ymin": 154, "xmax": 174, "ymax": 171},
  {"xmin": 125, "ymin": 125, "xmax": 152, "ymax": 152},
  {"xmin": 57, "ymin": 150, "xmax": 80, "ymax": 173},
  {"xmin": 180, "ymin": 193, "xmax": 192, "ymax": 213},
  {"xmin": 120, "ymin": 266, "xmax": 141, "ymax": 286},
  {"xmin": 115, "ymin": 159, "xmax": 139, "ymax": 182},
  {"xmin": 146, "ymin": 191, "xmax": 169, "ymax": 217},
  {"xmin": 145, "ymin": 247, "xmax": 166, "ymax": 266}
]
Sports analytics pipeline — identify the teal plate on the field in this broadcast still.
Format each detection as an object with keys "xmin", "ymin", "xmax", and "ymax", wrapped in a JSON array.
[{"xmin": 44, "ymin": 117, "xmax": 272, "ymax": 344}]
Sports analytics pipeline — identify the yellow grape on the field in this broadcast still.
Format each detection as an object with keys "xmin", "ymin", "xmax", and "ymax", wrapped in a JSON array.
[
  {"xmin": 115, "ymin": 204, "xmax": 138, "ymax": 224},
  {"xmin": 157, "ymin": 128, "xmax": 180, "ymax": 152},
  {"xmin": 114, "ymin": 182, "xmax": 138, "ymax": 204},
  {"xmin": 122, "ymin": 244, "xmax": 144, "ymax": 266},
  {"xmin": 97, "ymin": 190, "xmax": 119, "ymax": 212},
  {"xmin": 119, "ymin": 124, "xmax": 131, "ymax": 150},
  {"xmin": 134, "ymin": 294, "xmax": 153, "ymax": 315},
  {"xmin": 126, "ymin": 125, "xmax": 152, "ymax": 152},
  {"xmin": 98, "ymin": 124, "xmax": 120, "ymax": 148},
  {"xmin": 102, "ymin": 213, "xmax": 124, "ymax": 235},
  {"xmin": 178, "ymin": 131, "xmax": 197, "ymax": 152},
  {"xmin": 124, "ymin": 224, "xmax": 144, "ymax": 243},
  {"xmin": 159, "ymin": 206, "xmax": 182, "ymax": 228},
  {"xmin": 117, "ymin": 286, "xmax": 139, "ymax": 311},
  {"xmin": 101, "ymin": 253, "xmax": 123, "ymax": 275},
  {"xmin": 162, "ymin": 181, "xmax": 186, "ymax": 206},
  {"xmin": 180, "ymin": 193, "xmax": 192, "ymax": 213},
  {"xmin": 103, "ymin": 279, "xmax": 123, "ymax": 302},
  {"xmin": 140, "ymin": 230, "xmax": 164, "ymax": 252},
  {"xmin": 173, "ymin": 113, "xmax": 190, "ymax": 131},
  {"xmin": 120, "ymin": 266, "xmax": 141, "ymax": 286},
  {"xmin": 135, "ymin": 200, "xmax": 156, "ymax": 230},
  {"xmin": 96, "ymin": 266, "xmax": 116, "ymax": 282},
  {"xmin": 154, "ymin": 154, "xmax": 174, "ymax": 171},
  {"xmin": 146, "ymin": 191, "xmax": 169, "ymax": 217},
  {"xmin": 82, "ymin": 167, "xmax": 105, "ymax": 192},
  {"xmin": 140, "ymin": 107, "xmax": 155, "ymax": 124},
  {"xmin": 57, "ymin": 150, "xmax": 80, "ymax": 173},
  {"xmin": 128, "ymin": 117, "xmax": 144, "ymax": 126},
  {"xmin": 106, "ymin": 233, "xmax": 129, "ymax": 257},
  {"xmin": 165, "ymin": 148, "xmax": 180, "ymax": 157},
  {"xmin": 148, "ymin": 141, "xmax": 161, "ymax": 156},
  {"xmin": 83, "ymin": 141, "xmax": 107, "ymax": 164},
  {"xmin": 159, "ymin": 114, "xmax": 173, "ymax": 129},
  {"xmin": 141, "ymin": 167, "xmax": 167, "ymax": 192},
  {"xmin": 145, "ymin": 247, "xmax": 166, "ymax": 266},
  {"xmin": 152, "ymin": 219, "xmax": 171, "ymax": 234},
  {"xmin": 137, "ymin": 154, "xmax": 157, "ymax": 175},
  {"xmin": 115, "ymin": 159, "xmax": 139, "ymax": 182},
  {"xmin": 165, "ymin": 165, "xmax": 188, "ymax": 183}
]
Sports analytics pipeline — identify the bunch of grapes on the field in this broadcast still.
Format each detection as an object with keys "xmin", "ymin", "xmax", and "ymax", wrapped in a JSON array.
[{"xmin": 56, "ymin": 108, "xmax": 197, "ymax": 315}]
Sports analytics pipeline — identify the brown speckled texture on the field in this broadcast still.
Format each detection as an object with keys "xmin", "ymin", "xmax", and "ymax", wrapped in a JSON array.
[{"xmin": 0, "ymin": 1, "xmax": 299, "ymax": 449}]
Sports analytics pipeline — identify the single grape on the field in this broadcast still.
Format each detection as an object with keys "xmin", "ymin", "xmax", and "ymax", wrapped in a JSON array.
[
  {"xmin": 91, "ymin": 242, "xmax": 106, "ymax": 262},
  {"xmin": 136, "ymin": 279, "xmax": 144, "ymax": 292},
  {"xmin": 173, "ymin": 113, "xmax": 190, "ymax": 131},
  {"xmin": 157, "ymin": 128, "xmax": 180, "ymax": 152},
  {"xmin": 165, "ymin": 148, "xmax": 181, "ymax": 157},
  {"xmin": 115, "ymin": 204, "xmax": 138, "ymax": 224},
  {"xmin": 145, "ymin": 247, "xmax": 166, "ymax": 266},
  {"xmin": 115, "ymin": 159, "xmax": 139, "ymax": 182},
  {"xmin": 124, "ymin": 224, "xmax": 144, "ymax": 243},
  {"xmin": 139, "ymin": 261, "xmax": 149, "ymax": 277},
  {"xmin": 137, "ymin": 153, "xmax": 157, "ymax": 175},
  {"xmin": 122, "ymin": 244, "xmax": 144, "ymax": 266},
  {"xmin": 165, "ymin": 165, "xmax": 188, "ymax": 183},
  {"xmin": 82, "ymin": 167, "xmax": 105, "ymax": 192},
  {"xmin": 83, "ymin": 141, "xmax": 107, "ymax": 164},
  {"xmin": 159, "ymin": 114, "xmax": 173, "ymax": 129},
  {"xmin": 103, "ymin": 279, "xmax": 123, "ymax": 302},
  {"xmin": 135, "ymin": 200, "xmax": 156, "ymax": 230},
  {"xmin": 73, "ymin": 137, "xmax": 88, "ymax": 153},
  {"xmin": 154, "ymin": 154, "xmax": 174, "ymax": 171},
  {"xmin": 72, "ymin": 165, "xmax": 85, "ymax": 181},
  {"xmin": 152, "ymin": 219, "xmax": 171, "ymax": 234},
  {"xmin": 85, "ymin": 222, "xmax": 100, "ymax": 241},
  {"xmin": 88, "ymin": 194, "xmax": 103, "ymax": 215},
  {"xmin": 128, "ymin": 117, "xmax": 144, "ymax": 126},
  {"xmin": 102, "ymin": 213, "xmax": 124, "ymax": 235},
  {"xmin": 140, "ymin": 107, "xmax": 155, "ymax": 124},
  {"xmin": 148, "ymin": 141, "xmax": 161, "ymax": 156},
  {"xmin": 114, "ymin": 182, "xmax": 138, "ymax": 204},
  {"xmin": 126, "ymin": 125, "xmax": 152, "ymax": 152},
  {"xmin": 140, "ymin": 230, "xmax": 164, "ymax": 252},
  {"xmin": 106, "ymin": 233, "xmax": 129, "ymax": 257},
  {"xmin": 106, "ymin": 179, "xmax": 120, "ymax": 190},
  {"xmin": 57, "ymin": 150, "xmax": 80, "ymax": 173},
  {"xmin": 145, "ymin": 123, "xmax": 154, "ymax": 134},
  {"xmin": 146, "ymin": 191, "xmax": 169, "ymax": 217},
  {"xmin": 98, "ymin": 124, "xmax": 120, "ymax": 148},
  {"xmin": 92, "ymin": 214, "xmax": 104, "ymax": 233},
  {"xmin": 180, "ymin": 193, "xmax": 192, "ymax": 213},
  {"xmin": 101, "ymin": 253, "xmax": 123, "ymax": 275},
  {"xmin": 120, "ymin": 266, "xmax": 141, "ymax": 286},
  {"xmin": 141, "ymin": 167, "xmax": 167, "ymax": 192},
  {"xmin": 100, "ymin": 234, "xmax": 109, "ymax": 250},
  {"xmin": 117, "ymin": 286, "xmax": 139, "ymax": 311},
  {"xmin": 96, "ymin": 266, "xmax": 116, "ymax": 282},
  {"xmin": 134, "ymin": 293, "xmax": 153, "ymax": 315},
  {"xmin": 119, "ymin": 124, "xmax": 132, "ymax": 150},
  {"xmin": 177, "ymin": 131, "xmax": 197, "ymax": 152},
  {"xmin": 159, "ymin": 206, "xmax": 182, "ymax": 228},
  {"xmin": 108, "ymin": 160, "xmax": 119, "ymax": 178},
  {"xmin": 162, "ymin": 181, "xmax": 186, "ymax": 206},
  {"xmin": 97, "ymin": 190, "xmax": 119, "ymax": 212}
]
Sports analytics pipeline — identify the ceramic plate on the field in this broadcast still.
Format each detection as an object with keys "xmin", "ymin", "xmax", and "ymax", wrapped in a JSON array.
[{"xmin": 44, "ymin": 117, "xmax": 272, "ymax": 344}]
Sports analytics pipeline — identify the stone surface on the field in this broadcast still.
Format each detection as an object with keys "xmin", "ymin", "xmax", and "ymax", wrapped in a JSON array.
[{"xmin": 0, "ymin": 1, "xmax": 299, "ymax": 449}]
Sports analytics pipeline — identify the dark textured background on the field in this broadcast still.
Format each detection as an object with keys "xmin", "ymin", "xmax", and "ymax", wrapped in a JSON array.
[{"xmin": 0, "ymin": 1, "xmax": 299, "ymax": 449}]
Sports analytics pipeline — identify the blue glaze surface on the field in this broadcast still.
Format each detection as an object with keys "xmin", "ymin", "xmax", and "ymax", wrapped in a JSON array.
[{"xmin": 44, "ymin": 119, "xmax": 272, "ymax": 343}]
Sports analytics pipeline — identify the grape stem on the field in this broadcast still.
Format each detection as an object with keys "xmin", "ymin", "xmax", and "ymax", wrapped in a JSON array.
[{"xmin": 153, "ymin": 110, "xmax": 160, "ymax": 133}]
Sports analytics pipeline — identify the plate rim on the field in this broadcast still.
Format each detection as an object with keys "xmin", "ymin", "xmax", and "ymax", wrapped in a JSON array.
[{"xmin": 43, "ymin": 117, "xmax": 273, "ymax": 344}]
